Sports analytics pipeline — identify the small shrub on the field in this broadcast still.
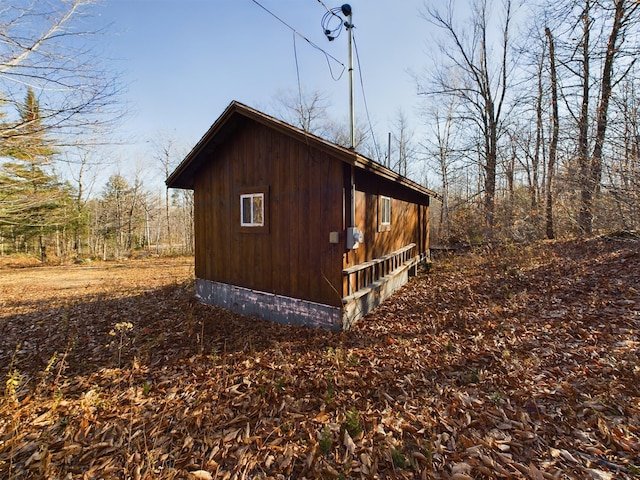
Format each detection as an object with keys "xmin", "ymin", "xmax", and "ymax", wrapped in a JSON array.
[
  {"xmin": 391, "ymin": 447, "xmax": 408, "ymax": 469},
  {"xmin": 465, "ymin": 369, "xmax": 480, "ymax": 384},
  {"xmin": 342, "ymin": 408, "xmax": 363, "ymax": 438},
  {"xmin": 5, "ymin": 369, "xmax": 23, "ymax": 405},
  {"xmin": 142, "ymin": 381, "xmax": 152, "ymax": 396},
  {"xmin": 318, "ymin": 426, "xmax": 332, "ymax": 456},
  {"xmin": 446, "ymin": 339, "xmax": 455, "ymax": 352},
  {"xmin": 38, "ymin": 351, "xmax": 58, "ymax": 387},
  {"xmin": 346, "ymin": 353, "xmax": 360, "ymax": 367},
  {"xmin": 109, "ymin": 321, "xmax": 134, "ymax": 367},
  {"xmin": 324, "ymin": 375, "xmax": 336, "ymax": 408},
  {"xmin": 490, "ymin": 391, "xmax": 504, "ymax": 403}
]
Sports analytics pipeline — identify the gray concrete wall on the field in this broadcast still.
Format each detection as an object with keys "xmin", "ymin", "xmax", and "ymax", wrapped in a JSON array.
[{"xmin": 196, "ymin": 279, "xmax": 343, "ymax": 331}]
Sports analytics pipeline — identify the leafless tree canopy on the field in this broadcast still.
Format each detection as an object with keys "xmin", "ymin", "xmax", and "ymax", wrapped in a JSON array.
[
  {"xmin": 3, "ymin": 0, "xmax": 640, "ymax": 258},
  {"xmin": 420, "ymin": 0, "xmax": 640, "ymax": 244},
  {"xmin": 0, "ymin": 0, "xmax": 122, "ymax": 147}
]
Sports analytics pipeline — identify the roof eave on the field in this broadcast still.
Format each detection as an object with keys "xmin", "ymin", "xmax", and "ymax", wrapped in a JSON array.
[
  {"xmin": 166, "ymin": 101, "xmax": 437, "ymax": 200},
  {"xmin": 166, "ymin": 102, "xmax": 241, "ymax": 190}
]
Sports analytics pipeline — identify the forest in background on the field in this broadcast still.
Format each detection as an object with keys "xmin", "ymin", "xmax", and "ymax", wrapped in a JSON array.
[{"xmin": 1, "ymin": 0, "xmax": 640, "ymax": 261}]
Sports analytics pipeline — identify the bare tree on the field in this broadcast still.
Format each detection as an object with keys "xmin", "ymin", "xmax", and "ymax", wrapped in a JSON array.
[
  {"xmin": 151, "ymin": 133, "xmax": 192, "ymax": 253},
  {"xmin": 156, "ymin": 139, "xmax": 176, "ymax": 251},
  {"xmin": 65, "ymin": 149, "xmax": 101, "ymax": 256},
  {"xmin": 546, "ymin": 0, "xmax": 639, "ymax": 234},
  {"xmin": 581, "ymin": 0, "xmax": 638, "ymax": 234},
  {"xmin": 389, "ymin": 110, "xmax": 416, "ymax": 177},
  {"xmin": 0, "ymin": 0, "xmax": 121, "ymax": 147},
  {"xmin": 272, "ymin": 89, "xmax": 332, "ymax": 136},
  {"xmin": 422, "ymin": 98, "xmax": 461, "ymax": 245},
  {"xmin": 270, "ymin": 88, "xmax": 379, "ymax": 158},
  {"xmin": 97, "ymin": 173, "xmax": 148, "ymax": 259},
  {"xmin": 322, "ymin": 117, "xmax": 370, "ymax": 153},
  {"xmin": 545, "ymin": 26, "xmax": 559, "ymax": 239},
  {"xmin": 420, "ymin": 0, "xmax": 515, "ymax": 239},
  {"xmin": 575, "ymin": 2, "xmax": 592, "ymax": 234},
  {"xmin": 606, "ymin": 78, "xmax": 640, "ymax": 229}
]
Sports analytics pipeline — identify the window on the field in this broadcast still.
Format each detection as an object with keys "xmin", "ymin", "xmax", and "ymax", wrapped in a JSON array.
[
  {"xmin": 240, "ymin": 193, "xmax": 264, "ymax": 227},
  {"xmin": 378, "ymin": 195, "xmax": 392, "ymax": 232},
  {"xmin": 238, "ymin": 186, "xmax": 269, "ymax": 234},
  {"xmin": 381, "ymin": 196, "xmax": 392, "ymax": 226}
]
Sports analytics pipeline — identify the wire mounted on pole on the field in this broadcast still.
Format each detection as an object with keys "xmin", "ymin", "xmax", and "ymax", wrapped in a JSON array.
[
  {"xmin": 251, "ymin": 0, "xmax": 346, "ymax": 81},
  {"xmin": 322, "ymin": 4, "xmax": 355, "ymax": 150},
  {"xmin": 323, "ymin": 4, "xmax": 361, "ymax": 251}
]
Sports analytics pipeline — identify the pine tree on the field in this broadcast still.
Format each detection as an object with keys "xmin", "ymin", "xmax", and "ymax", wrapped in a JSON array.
[{"xmin": 0, "ymin": 88, "xmax": 75, "ymax": 257}]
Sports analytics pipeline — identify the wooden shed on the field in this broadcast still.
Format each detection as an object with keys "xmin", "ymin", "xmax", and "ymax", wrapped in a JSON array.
[{"xmin": 167, "ymin": 101, "xmax": 435, "ymax": 330}]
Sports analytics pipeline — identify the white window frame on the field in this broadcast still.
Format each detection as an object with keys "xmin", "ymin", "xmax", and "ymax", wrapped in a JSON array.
[
  {"xmin": 240, "ymin": 193, "xmax": 264, "ymax": 227},
  {"xmin": 381, "ymin": 195, "xmax": 392, "ymax": 226}
]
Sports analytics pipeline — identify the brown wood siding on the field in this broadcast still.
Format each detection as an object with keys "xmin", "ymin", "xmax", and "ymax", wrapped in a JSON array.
[
  {"xmin": 193, "ymin": 119, "xmax": 344, "ymax": 307},
  {"xmin": 343, "ymin": 168, "xmax": 430, "ymax": 271},
  {"xmin": 345, "ymin": 192, "xmax": 422, "ymax": 265}
]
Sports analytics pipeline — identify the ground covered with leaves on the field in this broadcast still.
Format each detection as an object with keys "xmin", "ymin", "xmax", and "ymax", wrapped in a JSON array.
[{"xmin": 1, "ymin": 235, "xmax": 639, "ymax": 479}]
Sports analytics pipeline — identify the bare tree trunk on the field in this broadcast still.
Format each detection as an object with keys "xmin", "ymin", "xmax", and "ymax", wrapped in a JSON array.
[
  {"xmin": 578, "ymin": 0, "xmax": 635, "ymax": 234},
  {"xmin": 577, "ymin": 2, "xmax": 592, "ymax": 235},
  {"xmin": 70, "ymin": 152, "xmax": 95, "ymax": 256},
  {"xmin": 545, "ymin": 26, "xmax": 559, "ymax": 240},
  {"xmin": 164, "ymin": 187, "xmax": 171, "ymax": 252},
  {"xmin": 421, "ymin": 0, "xmax": 512, "ymax": 241},
  {"xmin": 485, "ymin": 117, "xmax": 498, "ymax": 238},
  {"xmin": 429, "ymin": 101, "xmax": 457, "ymax": 245},
  {"xmin": 532, "ymin": 46, "xmax": 544, "ymax": 213},
  {"xmin": 586, "ymin": 0, "xmax": 630, "ymax": 233},
  {"xmin": 615, "ymin": 81, "xmax": 640, "ymax": 229},
  {"xmin": 504, "ymin": 141, "xmax": 516, "ymax": 231},
  {"xmin": 153, "ymin": 140, "xmax": 176, "ymax": 253}
]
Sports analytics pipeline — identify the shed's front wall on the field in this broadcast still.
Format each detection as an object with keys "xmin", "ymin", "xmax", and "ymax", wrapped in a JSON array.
[{"xmin": 193, "ymin": 119, "xmax": 345, "ymax": 307}]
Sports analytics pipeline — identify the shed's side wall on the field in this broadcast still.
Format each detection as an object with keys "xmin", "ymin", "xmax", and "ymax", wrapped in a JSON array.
[
  {"xmin": 193, "ymin": 119, "xmax": 345, "ymax": 307},
  {"xmin": 343, "ymin": 168, "xmax": 430, "ymax": 270}
]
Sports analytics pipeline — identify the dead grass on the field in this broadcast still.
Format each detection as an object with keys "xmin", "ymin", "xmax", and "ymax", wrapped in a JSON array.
[{"xmin": 0, "ymin": 239, "xmax": 639, "ymax": 479}]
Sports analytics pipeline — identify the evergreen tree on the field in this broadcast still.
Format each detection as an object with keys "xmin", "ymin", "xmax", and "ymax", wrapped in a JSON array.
[{"xmin": 0, "ymin": 88, "xmax": 75, "ymax": 256}]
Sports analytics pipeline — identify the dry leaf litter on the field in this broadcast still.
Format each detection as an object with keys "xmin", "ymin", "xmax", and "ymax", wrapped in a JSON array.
[{"xmin": 0, "ymin": 235, "xmax": 639, "ymax": 479}]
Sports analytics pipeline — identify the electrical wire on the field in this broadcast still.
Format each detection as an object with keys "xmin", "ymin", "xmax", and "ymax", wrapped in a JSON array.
[
  {"xmin": 353, "ymin": 33, "xmax": 383, "ymax": 163},
  {"xmin": 252, "ymin": 0, "xmax": 380, "ymax": 160},
  {"xmin": 319, "ymin": 4, "xmax": 382, "ymax": 161},
  {"xmin": 315, "ymin": 0, "xmax": 333, "ymax": 15},
  {"xmin": 321, "ymin": 7, "xmax": 345, "ymax": 41},
  {"xmin": 250, "ymin": 0, "xmax": 346, "ymax": 81}
]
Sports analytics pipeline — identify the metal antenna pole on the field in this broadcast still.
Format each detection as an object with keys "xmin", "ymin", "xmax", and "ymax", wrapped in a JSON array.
[
  {"xmin": 346, "ymin": 7, "xmax": 355, "ymax": 150},
  {"xmin": 345, "ymin": 5, "xmax": 357, "ymax": 246},
  {"xmin": 325, "ymin": 4, "xmax": 360, "ymax": 249}
]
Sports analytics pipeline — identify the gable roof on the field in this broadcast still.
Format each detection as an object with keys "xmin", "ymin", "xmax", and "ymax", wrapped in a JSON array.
[{"xmin": 166, "ymin": 100, "xmax": 436, "ymax": 199}]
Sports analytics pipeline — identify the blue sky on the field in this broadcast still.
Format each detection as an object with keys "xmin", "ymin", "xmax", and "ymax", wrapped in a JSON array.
[{"xmin": 95, "ymin": 0, "xmax": 436, "ymax": 184}]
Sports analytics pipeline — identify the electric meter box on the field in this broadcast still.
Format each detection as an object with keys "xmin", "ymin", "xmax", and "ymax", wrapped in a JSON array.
[{"xmin": 346, "ymin": 226, "xmax": 363, "ymax": 249}]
